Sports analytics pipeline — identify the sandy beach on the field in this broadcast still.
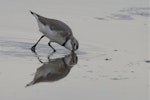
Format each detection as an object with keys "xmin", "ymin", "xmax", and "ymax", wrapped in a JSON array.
[{"xmin": 0, "ymin": 0, "xmax": 149, "ymax": 100}]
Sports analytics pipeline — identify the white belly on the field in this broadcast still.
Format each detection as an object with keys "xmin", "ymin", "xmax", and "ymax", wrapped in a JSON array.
[{"xmin": 37, "ymin": 21, "xmax": 65, "ymax": 44}]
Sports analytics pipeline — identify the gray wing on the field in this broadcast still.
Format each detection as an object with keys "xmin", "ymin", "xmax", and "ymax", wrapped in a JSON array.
[{"xmin": 38, "ymin": 15, "xmax": 73, "ymax": 35}]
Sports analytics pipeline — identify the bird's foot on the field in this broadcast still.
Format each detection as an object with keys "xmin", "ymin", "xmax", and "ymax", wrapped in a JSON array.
[
  {"xmin": 53, "ymin": 49, "xmax": 56, "ymax": 53},
  {"xmin": 31, "ymin": 45, "xmax": 36, "ymax": 52}
]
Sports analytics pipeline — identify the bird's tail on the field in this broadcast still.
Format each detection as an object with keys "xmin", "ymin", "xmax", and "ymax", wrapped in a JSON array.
[
  {"xmin": 25, "ymin": 80, "xmax": 35, "ymax": 87},
  {"xmin": 30, "ymin": 10, "xmax": 39, "ymax": 20},
  {"xmin": 30, "ymin": 10, "xmax": 33, "ymax": 14},
  {"xmin": 30, "ymin": 10, "xmax": 36, "ymax": 15}
]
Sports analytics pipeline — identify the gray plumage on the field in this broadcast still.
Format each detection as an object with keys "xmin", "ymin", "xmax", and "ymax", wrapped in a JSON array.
[
  {"xmin": 26, "ymin": 53, "xmax": 78, "ymax": 87},
  {"xmin": 30, "ymin": 11, "xmax": 79, "ymax": 52}
]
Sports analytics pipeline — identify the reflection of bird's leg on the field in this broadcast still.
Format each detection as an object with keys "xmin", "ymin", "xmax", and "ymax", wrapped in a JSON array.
[
  {"xmin": 48, "ymin": 41, "xmax": 56, "ymax": 52},
  {"xmin": 31, "ymin": 35, "xmax": 45, "ymax": 52},
  {"xmin": 36, "ymin": 55, "xmax": 43, "ymax": 63},
  {"xmin": 47, "ymin": 52, "xmax": 55, "ymax": 61},
  {"xmin": 32, "ymin": 51, "xmax": 44, "ymax": 63}
]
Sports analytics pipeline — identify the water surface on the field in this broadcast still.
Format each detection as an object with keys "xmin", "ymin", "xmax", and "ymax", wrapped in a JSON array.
[{"xmin": 0, "ymin": 0, "xmax": 149, "ymax": 100}]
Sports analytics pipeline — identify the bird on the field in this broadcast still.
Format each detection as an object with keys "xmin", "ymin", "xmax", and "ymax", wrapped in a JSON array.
[
  {"xmin": 26, "ymin": 53, "xmax": 78, "ymax": 87},
  {"xmin": 30, "ymin": 11, "xmax": 79, "ymax": 52}
]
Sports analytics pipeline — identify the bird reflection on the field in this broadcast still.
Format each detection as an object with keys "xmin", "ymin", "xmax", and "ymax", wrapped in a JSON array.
[{"xmin": 26, "ymin": 52, "xmax": 78, "ymax": 87}]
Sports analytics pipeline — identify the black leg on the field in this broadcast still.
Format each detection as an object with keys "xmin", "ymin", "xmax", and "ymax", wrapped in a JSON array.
[
  {"xmin": 31, "ymin": 35, "xmax": 45, "ymax": 52},
  {"xmin": 48, "ymin": 41, "xmax": 56, "ymax": 52}
]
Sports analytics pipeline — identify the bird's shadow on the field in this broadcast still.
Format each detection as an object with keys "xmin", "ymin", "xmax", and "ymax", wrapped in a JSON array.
[{"xmin": 26, "ymin": 51, "xmax": 78, "ymax": 87}]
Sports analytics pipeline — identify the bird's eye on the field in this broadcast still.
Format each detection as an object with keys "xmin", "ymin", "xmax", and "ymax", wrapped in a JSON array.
[
  {"xmin": 73, "ymin": 43, "xmax": 76, "ymax": 47},
  {"xmin": 76, "ymin": 43, "xmax": 78, "ymax": 49}
]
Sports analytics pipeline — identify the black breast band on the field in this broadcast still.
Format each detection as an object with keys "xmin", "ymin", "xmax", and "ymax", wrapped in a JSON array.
[{"xmin": 62, "ymin": 34, "xmax": 72, "ymax": 46}]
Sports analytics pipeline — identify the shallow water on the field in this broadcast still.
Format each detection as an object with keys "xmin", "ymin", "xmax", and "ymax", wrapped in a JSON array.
[{"xmin": 0, "ymin": 0, "xmax": 149, "ymax": 100}]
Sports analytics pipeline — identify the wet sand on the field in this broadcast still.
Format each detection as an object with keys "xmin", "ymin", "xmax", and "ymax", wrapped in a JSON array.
[{"xmin": 0, "ymin": 0, "xmax": 149, "ymax": 100}]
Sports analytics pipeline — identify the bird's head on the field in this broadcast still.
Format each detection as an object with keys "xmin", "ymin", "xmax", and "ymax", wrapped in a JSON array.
[{"xmin": 64, "ymin": 36, "xmax": 79, "ymax": 52}]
